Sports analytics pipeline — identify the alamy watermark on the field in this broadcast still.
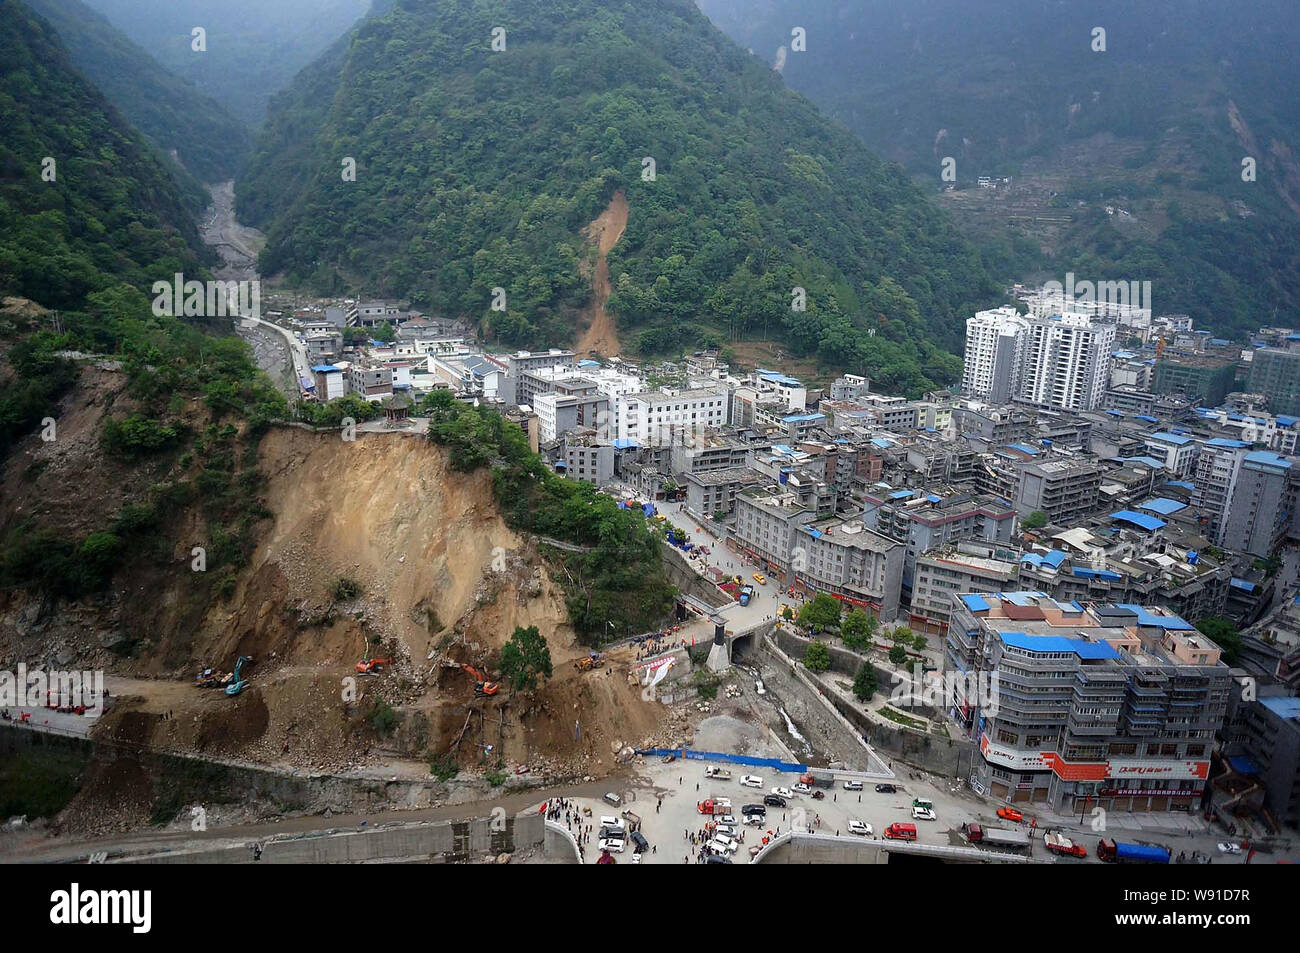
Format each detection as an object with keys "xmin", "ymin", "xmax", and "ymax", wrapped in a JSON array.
[
  {"xmin": 0, "ymin": 665, "xmax": 105, "ymax": 714},
  {"xmin": 1040, "ymin": 271, "xmax": 1151, "ymax": 314},
  {"xmin": 889, "ymin": 662, "xmax": 1000, "ymax": 717},
  {"xmin": 151, "ymin": 272, "xmax": 261, "ymax": 320}
]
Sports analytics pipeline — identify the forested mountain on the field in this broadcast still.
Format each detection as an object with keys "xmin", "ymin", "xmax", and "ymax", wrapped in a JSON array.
[
  {"xmin": 82, "ymin": 0, "xmax": 373, "ymax": 126},
  {"xmin": 0, "ymin": 0, "xmax": 207, "ymax": 311},
  {"xmin": 241, "ymin": 0, "xmax": 1006, "ymax": 394},
  {"xmin": 26, "ymin": 0, "xmax": 251, "ymax": 183},
  {"xmin": 697, "ymin": 0, "xmax": 1300, "ymax": 340}
]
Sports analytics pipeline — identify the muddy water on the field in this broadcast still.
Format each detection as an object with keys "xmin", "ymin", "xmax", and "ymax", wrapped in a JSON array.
[{"xmin": 201, "ymin": 180, "xmax": 265, "ymax": 282}]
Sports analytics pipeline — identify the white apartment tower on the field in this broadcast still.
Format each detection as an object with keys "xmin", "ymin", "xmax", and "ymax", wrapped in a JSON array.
[
  {"xmin": 1018, "ymin": 311, "xmax": 1117, "ymax": 412},
  {"xmin": 961, "ymin": 307, "xmax": 1028, "ymax": 402}
]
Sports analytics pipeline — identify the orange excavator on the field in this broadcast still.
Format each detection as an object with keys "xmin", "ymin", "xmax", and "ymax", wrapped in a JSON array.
[
  {"xmin": 461, "ymin": 664, "xmax": 500, "ymax": 696},
  {"xmin": 356, "ymin": 657, "xmax": 393, "ymax": 675}
]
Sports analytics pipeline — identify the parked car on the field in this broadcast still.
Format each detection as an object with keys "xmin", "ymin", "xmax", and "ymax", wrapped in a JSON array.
[
  {"xmin": 599, "ymin": 816, "xmax": 625, "ymax": 830},
  {"xmin": 847, "ymin": 819, "xmax": 873, "ymax": 836},
  {"xmin": 740, "ymin": 774, "xmax": 764, "ymax": 788},
  {"xmin": 912, "ymin": 805, "xmax": 938, "ymax": 821},
  {"xmin": 843, "ymin": 780, "xmax": 864, "ymax": 791},
  {"xmin": 602, "ymin": 792, "xmax": 621, "ymax": 806},
  {"xmin": 599, "ymin": 826, "xmax": 626, "ymax": 840},
  {"xmin": 598, "ymin": 838, "xmax": 624, "ymax": 853},
  {"xmin": 770, "ymin": 786, "xmax": 794, "ymax": 799},
  {"xmin": 997, "ymin": 806, "xmax": 1024, "ymax": 823},
  {"xmin": 741, "ymin": 804, "xmax": 767, "ymax": 817},
  {"xmin": 874, "ymin": 783, "xmax": 897, "ymax": 794},
  {"xmin": 763, "ymin": 794, "xmax": 788, "ymax": 808},
  {"xmin": 1218, "ymin": 842, "xmax": 1243, "ymax": 854},
  {"xmin": 715, "ymin": 814, "xmax": 737, "ymax": 826},
  {"xmin": 793, "ymin": 782, "xmax": 812, "ymax": 794},
  {"xmin": 630, "ymin": 831, "xmax": 650, "ymax": 853},
  {"xmin": 753, "ymin": 573, "xmax": 767, "ymax": 585},
  {"xmin": 705, "ymin": 853, "xmax": 732, "ymax": 864}
]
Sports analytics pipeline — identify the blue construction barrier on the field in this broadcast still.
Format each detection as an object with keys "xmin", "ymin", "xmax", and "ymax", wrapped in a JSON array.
[{"xmin": 637, "ymin": 748, "xmax": 807, "ymax": 773}]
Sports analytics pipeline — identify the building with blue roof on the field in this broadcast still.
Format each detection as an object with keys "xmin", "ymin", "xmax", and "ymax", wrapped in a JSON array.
[
  {"xmin": 1136, "ymin": 497, "xmax": 1187, "ymax": 516},
  {"xmin": 946, "ymin": 589, "xmax": 1230, "ymax": 813},
  {"xmin": 1110, "ymin": 510, "xmax": 1166, "ymax": 532}
]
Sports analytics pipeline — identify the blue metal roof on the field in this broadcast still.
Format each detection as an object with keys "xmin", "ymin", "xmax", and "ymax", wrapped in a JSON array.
[
  {"xmin": 1169, "ymin": 480, "xmax": 1195, "ymax": 490},
  {"xmin": 960, "ymin": 594, "xmax": 991, "ymax": 613},
  {"xmin": 1020, "ymin": 550, "xmax": 1067, "ymax": 570},
  {"xmin": 1072, "ymin": 566, "xmax": 1123, "ymax": 581},
  {"xmin": 1229, "ymin": 578, "xmax": 1256, "ymax": 592},
  {"xmin": 1110, "ymin": 510, "xmax": 1166, "ymax": 531},
  {"xmin": 1007, "ymin": 443, "xmax": 1040, "ymax": 455},
  {"xmin": 1206, "ymin": 437, "xmax": 1249, "ymax": 448},
  {"xmin": 998, "ymin": 632, "xmax": 1122, "ymax": 660},
  {"xmin": 1114, "ymin": 605, "xmax": 1196, "ymax": 630},
  {"xmin": 1260, "ymin": 696, "xmax": 1300, "ymax": 720},
  {"xmin": 612, "ymin": 439, "xmax": 641, "ymax": 449},
  {"xmin": 1134, "ymin": 415, "xmax": 1158, "ymax": 423},
  {"xmin": 1277, "ymin": 416, "xmax": 1300, "ymax": 427},
  {"xmin": 890, "ymin": 490, "xmax": 914, "ymax": 500},
  {"xmin": 1148, "ymin": 431, "xmax": 1193, "ymax": 445},
  {"xmin": 1136, "ymin": 497, "xmax": 1186, "ymax": 516},
  {"xmin": 311, "ymin": 364, "xmax": 341, "ymax": 372},
  {"xmin": 757, "ymin": 369, "xmax": 803, "ymax": 386},
  {"xmin": 1244, "ymin": 450, "xmax": 1292, "ymax": 469}
]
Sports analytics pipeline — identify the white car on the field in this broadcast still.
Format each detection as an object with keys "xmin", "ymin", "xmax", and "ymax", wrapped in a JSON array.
[
  {"xmin": 793, "ymin": 782, "xmax": 812, "ymax": 794},
  {"xmin": 843, "ymin": 780, "xmax": 864, "ymax": 791},
  {"xmin": 1217, "ymin": 842, "xmax": 1243, "ymax": 854},
  {"xmin": 912, "ymin": 806, "xmax": 937, "ymax": 821},
  {"xmin": 744, "ymin": 814, "xmax": 765, "ymax": 826},
  {"xmin": 847, "ymin": 819, "xmax": 873, "ymax": 836},
  {"xmin": 599, "ymin": 816, "xmax": 626, "ymax": 831},
  {"xmin": 770, "ymin": 786, "xmax": 794, "ymax": 799},
  {"xmin": 713, "ymin": 823, "xmax": 737, "ymax": 837},
  {"xmin": 715, "ymin": 814, "xmax": 737, "ymax": 826},
  {"xmin": 740, "ymin": 775, "xmax": 764, "ymax": 788},
  {"xmin": 598, "ymin": 838, "xmax": 625, "ymax": 853},
  {"xmin": 755, "ymin": 680, "xmax": 766, "ymax": 695},
  {"xmin": 711, "ymin": 833, "xmax": 739, "ymax": 852}
]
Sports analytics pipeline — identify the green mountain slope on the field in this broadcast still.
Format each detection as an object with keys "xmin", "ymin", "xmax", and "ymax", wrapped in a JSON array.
[
  {"xmin": 0, "ymin": 0, "xmax": 206, "ymax": 310},
  {"xmin": 26, "ymin": 0, "xmax": 252, "ymax": 183},
  {"xmin": 82, "ymin": 0, "xmax": 373, "ymax": 127},
  {"xmin": 241, "ymin": 0, "xmax": 1004, "ymax": 393},
  {"xmin": 696, "ymin": 0, "xmax": 1300, "ymax": 340}
]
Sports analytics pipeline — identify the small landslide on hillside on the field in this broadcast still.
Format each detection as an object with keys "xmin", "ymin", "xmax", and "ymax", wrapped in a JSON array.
[{"xmin": 575, "ymin": 189, "xmax": 628, "ymax": 359}]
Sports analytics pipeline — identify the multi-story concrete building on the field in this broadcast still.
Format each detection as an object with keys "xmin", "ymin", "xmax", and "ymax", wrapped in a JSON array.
[
  {"xmin": 1220, "ymin": 450, "xmax": 1297, "ymax": 557},
  {"xmin": 1192, "ymin": 438, "xmax": 1250, "ymax": 540},
  {"xmin": 559, "ymin": 437, "xmax": 614, "ymax": 486},
  {"xmin": 830, "ymin": 373, "xmax": 871, "ymax": 401},
  {"xmin": 911, "ymin": 544, "xmax": 1020, "ymax": 635},
  {"xmin": 1142, "ymin": 431, "xmax": 1198, "ymax": 478},
  {"xmin": 1153, "ymin": 355, "xmax": 1238, "ymax": 406},
  {"xmin": 683, "ymin": 466, "xmax": 764, "ymax": 518},
  {"xmin": 1222, "ymin": 689, "xmax": 1300, "ymax": 828},
  {"xmin": 505, "ymin": 349, "xmax": 575, "ymax": 379},
  {"xmin": 1017, "ymin": 312, "xmax": 1118, "ymax": 412},
  {"xmin": 791, "ymin": 518, "xmax": 905, "ymax": 620},
  {"xmin": 961, "ymin": 306, "xmax": 1029, "ymax": 403},
  {"xmin": 534, "ymin": 388, "xmax": 609, "ymax": 443},
  {"xmin": 1247, "ymin": 344, "xmax": 1300, "ymax": 417},
  {"xmin": 312, "ymin": 364, "xmax": 346, "ymax": 401},
  {"xmin": 860, "ymin": 487, "xmax": 1017, "ymax": 597},
  {"xmin": 731, "ymin": 485, "xmax": 818, "ymax": 578},
  {"xmin": 346, "ymin": 364, "xmax": 393, "ymax": 401},
  {"xmin": 948, "ymin": 592, "xmax": 1230, "ymax": 812},
  {"xmin": 1013, "ymin": 457, "xmax": 1103, "ymax": 522},
  {"xmin": 617, "ymin": 386, "xmax": 729, "ymax": 446}
]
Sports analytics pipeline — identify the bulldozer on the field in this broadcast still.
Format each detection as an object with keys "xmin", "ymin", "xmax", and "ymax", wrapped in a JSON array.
[
  {"xmin": 461, "ymin": 664, "xmax": 500, "ymax": 696},
  {"xmin": 356, "ymin": 657, "xmax": 393, "ymax": 675},
  {"xmin": 574, "ymin": 652, "xmax": 605, "ymax": 672}
]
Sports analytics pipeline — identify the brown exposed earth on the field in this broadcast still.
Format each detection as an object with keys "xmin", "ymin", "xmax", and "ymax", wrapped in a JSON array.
[{"xmin": 575, "ymin": 189, "xmax": 628, "ymax": 359}]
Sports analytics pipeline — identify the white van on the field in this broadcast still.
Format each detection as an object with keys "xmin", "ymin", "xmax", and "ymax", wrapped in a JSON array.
[
  {"xmin": 708, "ymin": 837, "xmax": 737, "ymax": 855},
  {"xmin": 599, "ymin": 815, "xmax": 626, "ymax": 831},
  {"xmin": 843, "ymin": 780, "xmax": 864, "ymax": 791}
]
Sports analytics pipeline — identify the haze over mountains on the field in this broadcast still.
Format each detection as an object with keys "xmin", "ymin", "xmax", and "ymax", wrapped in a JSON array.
[{"xmin": 697, "ymin": 0, "xmax": 1300, "ymax": 339}]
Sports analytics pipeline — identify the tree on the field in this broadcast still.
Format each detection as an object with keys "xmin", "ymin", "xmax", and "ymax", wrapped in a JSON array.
[
  {"xmin": 841, "ymin": 608, "xmax": 877, "ymax": 650},
  {"xmin": 798, "ymin": 593, "xmax": 842, "ymax": 632},
  {"xmin": 1023, "ymin": 510, "xmax": 1048, "ymax": 529},
  {"xmin": 804, "ymin": 639, "xmax": 831, "ymax": 673},
  {"xmin": 911, "ymin": 634, "xmax": 927, "ymax": 652},
  {"xmin": 500, "ymin": 625, "xmax": 553, "ymax": 692},
  {"xmin": 1195, "ymin": 616, "xmax": 1243, "ymax": 665},
  {"xmin": 888, "ymin": 645, "xmax": 908, "ymax": 666},
  {"xmin": 852, "ymin": 660, "xmax": 879, "ymax": 701}
]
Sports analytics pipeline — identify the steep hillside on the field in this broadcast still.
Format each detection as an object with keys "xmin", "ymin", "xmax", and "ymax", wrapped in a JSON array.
[
  {"xmin": 26, "ymin": 0, "xmax": 252, "ymax": 183},
  {"xmin": 697, "ymin": 0, "xmax": 1300, "ymax": 339},
  {"xmin": 83, "ymin": 0, "xmax": 373, "ymax": 126},
  {"xmin": 0, "ymin": 0, "xmax": 207, "ymax": 311},
  {"xmin": 240, "ymin": 0, "xmax": 1004, "ymax": 394}
]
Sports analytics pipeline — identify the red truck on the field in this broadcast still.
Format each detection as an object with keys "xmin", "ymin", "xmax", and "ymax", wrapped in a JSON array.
[
  {"xmin": 697, "ymin": 798, "xmax": 732, "ymax": 815},
  {"xmin": 1044, "ymin": 831, "xmax": 1089, "ymax": 858}
]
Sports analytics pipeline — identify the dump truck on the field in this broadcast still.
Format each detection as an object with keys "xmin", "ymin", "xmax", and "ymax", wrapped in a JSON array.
[
  {"xmin": 966, "ymin": 823, "xmax": 1030, "ymax": 852},
  {"xmin": 697, "ymin": 798, "xmax": 732, "ymax": 815},
  {"xmin": 1096, "ymin": 839, "xmax": 1170, "ymax": 864},
  {"xmin": 704, "ymin": 766, "xmax": 733, "ymax": 780},
  {"xmin": 1044, "ymin": 831, "xmax": 1089, "ymax": 858}
]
